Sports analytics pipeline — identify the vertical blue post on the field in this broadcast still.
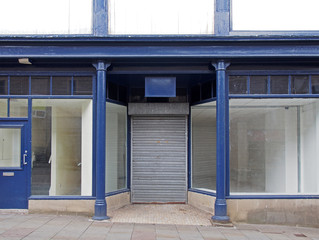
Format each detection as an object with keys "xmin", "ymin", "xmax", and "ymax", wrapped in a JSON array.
[
  {"xmin": 215, "ymin": 0, "xmax": 230, "ymax": 35},
  {"xmin": 212, "ymin": 60, "xmax": 230, "ymax": 223},
  {"xmin": 93, "ymin": 61, "xmax": 110, "ymax": 220}
]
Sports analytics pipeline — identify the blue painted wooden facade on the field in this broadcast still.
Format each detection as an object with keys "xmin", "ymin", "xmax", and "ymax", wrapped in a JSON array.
[{"xmin": 0, "ymin": 0, "xmax": 319, "ymax": 223}]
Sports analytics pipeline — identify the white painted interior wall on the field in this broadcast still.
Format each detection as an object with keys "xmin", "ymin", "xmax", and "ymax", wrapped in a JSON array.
[
  {"xmin": 108, "ymin": 0, "xmax": 214, "ymax": 35},
  {"xmin": 0, "ymin": 0, "xmax": 92, "ymax": 35},
  {"xmin": 81, "ymin": 101, "xmax": 93, "ymax": 196},
  {"xmin": 301, "ymin": 102, "xmax": 319, "ymax": 193},
  {"xmin": 284, "ymin": 108, "xmax": 298, "ymax": 193},
  {"xmin": 50, "ymin": 106, "xmax": 81, "ymax": 195}
]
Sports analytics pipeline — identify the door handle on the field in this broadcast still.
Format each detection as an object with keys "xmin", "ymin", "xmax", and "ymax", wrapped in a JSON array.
[{"xmin": 23, "ymin": 150, "xmax": 27, "ymax": 165}]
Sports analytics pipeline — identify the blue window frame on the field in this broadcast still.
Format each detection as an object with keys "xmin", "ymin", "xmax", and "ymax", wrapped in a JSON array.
[
  {"xmin": 0, "ymin": 72, "xmax": 96, "ymax": 200},
  {"xmin": 227, "ymin": 70, "xmax": 319, "ymax": 199}
]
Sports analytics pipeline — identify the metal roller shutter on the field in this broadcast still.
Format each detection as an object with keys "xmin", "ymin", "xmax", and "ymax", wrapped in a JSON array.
[{"xmin": 131, "ymin": 116, "xmax": 187, "ymax": 203}]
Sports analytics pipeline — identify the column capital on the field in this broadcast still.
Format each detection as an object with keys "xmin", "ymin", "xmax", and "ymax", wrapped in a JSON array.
[
  {"xmin": 93, "ymin": 61, "xmax": 111, "ymax": 71},
  {"xmin": 211, "ymin": 61, "xmax": 230, "ymax": 71}
]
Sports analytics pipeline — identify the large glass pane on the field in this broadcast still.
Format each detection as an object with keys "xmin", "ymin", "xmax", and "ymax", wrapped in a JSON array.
[
  {"xmin": 232, "ymin": 0, "xmax": 319, "ymax": 31},
  {"xmin": 0, "ymin": 99, "xmax": 7, "ymax": 117},
  {"xmin": 10, "ymin": 99, "xmax": 28, "ymax": 117},
  {"xmin": 191, "ymin": 102, "xmax": 216, "ymax": 191},
  {"xmin": 31, "ymin": 99, "xmax": 92, "ymax": 196},
  {"xmin": 0, "ymin": 128, "xmax": 21, "ymax": 167},
  {"xmin": 105, "ymin": 102, "xmax": 127, "ymax": 193},
  {"xmin": 230, "ymin": 98, "xmax": 319, "ymax": 194}
]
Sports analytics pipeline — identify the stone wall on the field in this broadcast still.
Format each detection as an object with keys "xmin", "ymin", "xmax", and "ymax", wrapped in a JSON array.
[
  {"xmin": 188, "ymin": 191, "xmax": 319, "ymax": 227},
  {"xmin": 29, "ymin": 191, "xmax": 130, "ymax": 216}
]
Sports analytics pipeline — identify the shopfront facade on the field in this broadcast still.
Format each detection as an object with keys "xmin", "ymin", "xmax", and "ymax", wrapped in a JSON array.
[{"xmin": 0, "ymin": 0, "xmax": 319, "ymax": 227}]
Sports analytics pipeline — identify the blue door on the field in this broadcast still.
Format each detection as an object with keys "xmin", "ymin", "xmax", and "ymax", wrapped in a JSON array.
[{"xmin": 0, "ymin": 121, "xmax": 29, "ymax": 209}]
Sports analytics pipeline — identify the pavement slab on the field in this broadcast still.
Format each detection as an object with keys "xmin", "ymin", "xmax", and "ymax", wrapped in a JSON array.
[{"xmin": 0, "ymin": 211, "xmax": 317, "ymax": 240}]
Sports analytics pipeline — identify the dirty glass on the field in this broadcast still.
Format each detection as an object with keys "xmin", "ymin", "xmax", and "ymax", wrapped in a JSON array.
[
  {"xmin": 191, "ymin": 102, "xmax": 216, "ymax": 191},
  {"xmin": 31, "ymin": 99, "xmax": 92, "ymax": 196},
  {"xmin": 250, "ymin": 76, "xmax": 268, "ymax": 94},
  {"xmin": 31, "ymin": 76, "xmax": 50, "ymax": 95},
  {"xmin": 291, "ymin": 75, "xmax": 309, "ymax": 94},
  {"xmin": 0, "ymin": 99, "xmax": 7, "ymax": 117},
  {"xmin": 0, "ymin": 128, "xmax": 21, "ymax": 167},
  {"xmin": 105, "ymin": 102, "xmax": 127, "ymax": 193},
  {"xmin": 229, "ymin": 76, "xmax": 247, "ymax": 94},
  {"xmin": 271, "ymin": 76, "xmax": 288, "ymax": 94},
  {"xmin": 10, "ymin": 99, "xmax": 28, "ymax": 117},
  {"xmin": 230, "ymin": 98, "xmax": 319, "ymax": 194}
]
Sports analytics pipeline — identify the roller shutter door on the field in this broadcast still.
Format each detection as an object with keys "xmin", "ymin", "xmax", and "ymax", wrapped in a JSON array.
[{"xmin": 131, "ymin": 116, "xmax": 187, "ymax": 203}]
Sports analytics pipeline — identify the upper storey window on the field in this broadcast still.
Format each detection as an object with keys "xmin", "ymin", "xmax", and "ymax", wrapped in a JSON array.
[
  {"xmin": 232, "ymin": 0, "xmax": 319, "ymax": 31},
  {"xmin": 0, "ymin": 0, "xmax": 92, "ymax": 35},
  {"xmin": 108, "ymin": 0, "xmax": 214, "ymax": 35}
]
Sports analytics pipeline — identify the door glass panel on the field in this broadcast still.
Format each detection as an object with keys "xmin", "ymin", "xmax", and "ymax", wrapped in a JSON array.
[
  {"xmin": 0, "ymin": 99, "xmax": 7, "ymax": 117},
  {"xmin": 0, "ymin": 128, "xmax": 21, "ymax": 167},
  {"xmin": 10, "ymin": 99, "xmax": 28, "ymax": 117}
]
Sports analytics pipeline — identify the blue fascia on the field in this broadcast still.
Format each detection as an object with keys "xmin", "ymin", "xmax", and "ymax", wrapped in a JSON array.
[{"xmin": 1, "ymin": 41, "xmax": 319, "ymax": 59}]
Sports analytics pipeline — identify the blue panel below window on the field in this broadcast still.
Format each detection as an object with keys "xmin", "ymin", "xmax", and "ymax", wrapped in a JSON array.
[{"xmin": 145, "ymin": 77, "xmax": 176, "ymax": 97}]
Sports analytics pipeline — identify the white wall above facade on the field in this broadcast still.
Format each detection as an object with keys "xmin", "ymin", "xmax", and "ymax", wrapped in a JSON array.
[
  {"xmin": 0, "ymin": 0, "xmax": 92, "ymax": 35},
  {"xmin": 108, "ymin": 0, "xmax": 214, "ymax": 35},
  {"xmin": 232, "ymin": 0, "xmax": 319, "ymax": 31}
]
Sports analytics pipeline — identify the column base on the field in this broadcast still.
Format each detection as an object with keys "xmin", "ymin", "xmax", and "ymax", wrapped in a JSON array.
[
  {"xmin": 92, "ymin": 215, "xmax": 110, "ymax": 221},
  {"xmin": 210, "ymin": 216, "xmax": 232, "ymax": 227},
  {"xmin": 93, "ymin": 199, "xmax": 110, "ymax": 221}
]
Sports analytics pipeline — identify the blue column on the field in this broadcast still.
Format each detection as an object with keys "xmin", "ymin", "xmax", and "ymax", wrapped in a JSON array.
[
  {"xmin": 212, "ymin": 60, "xmax": 230, "ymax": 222},
  {"xmin": 215, "ymin": 0, "xmax": 230, "ymax": 35},
  {"xmin": 93, "ymin": 61, "xmax": 110, "ymax": 220}
]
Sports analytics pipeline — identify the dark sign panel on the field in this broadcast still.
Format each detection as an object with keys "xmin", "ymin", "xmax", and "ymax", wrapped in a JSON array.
[{"xmin": 145, "ymin": 77, "xmax": 176, "ymax": 97}]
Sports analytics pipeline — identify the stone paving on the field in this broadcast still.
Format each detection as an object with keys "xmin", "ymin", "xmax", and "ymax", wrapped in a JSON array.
[
  {"xmin": 0, "ymin": 211, "xmax": 318, "ymax": 240},
  {"xmin": 109, "ymin": 204, "xmax": 212, "ymax": 226}
]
